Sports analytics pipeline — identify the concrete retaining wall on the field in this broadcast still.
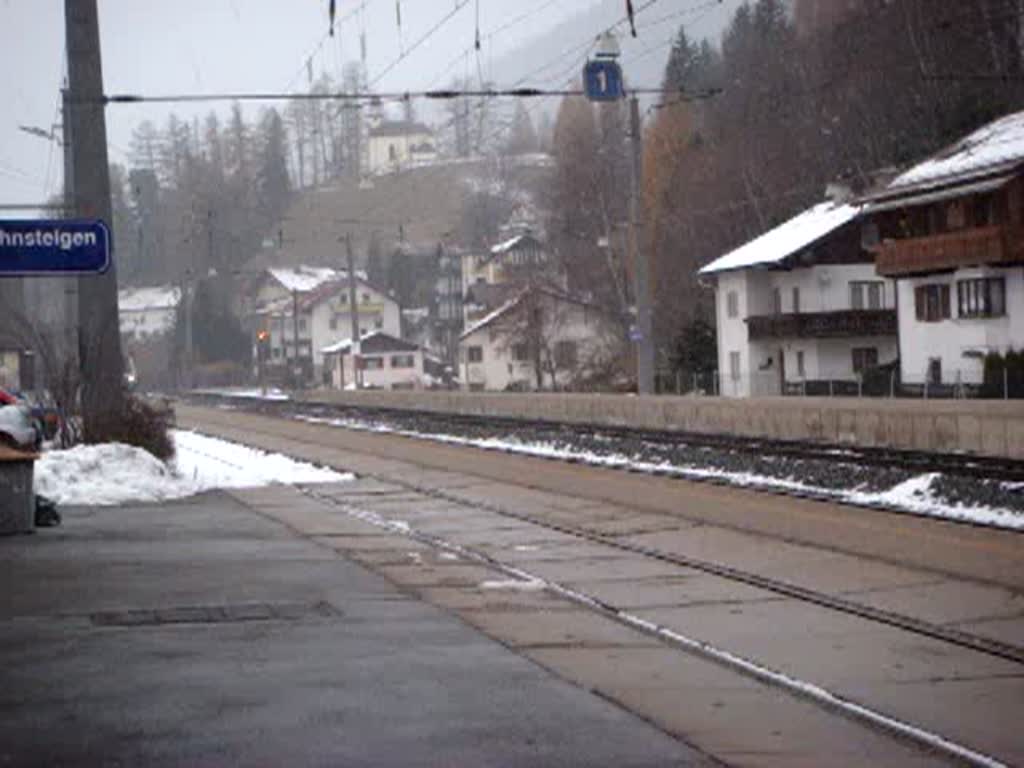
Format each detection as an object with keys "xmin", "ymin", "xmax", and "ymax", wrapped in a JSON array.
[{"xmin": 304, "ymin": 390, "xmax": 1024, "ymax": 460}]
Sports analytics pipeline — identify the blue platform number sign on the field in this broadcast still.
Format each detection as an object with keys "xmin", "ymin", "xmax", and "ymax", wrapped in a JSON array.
[
  {"xmin": 583, "ymin": 59, "xmax": 624, "ymax": 102},
  {"xmin": 0, "ymin": 219, "xmax": 111, "ymax": 276}
]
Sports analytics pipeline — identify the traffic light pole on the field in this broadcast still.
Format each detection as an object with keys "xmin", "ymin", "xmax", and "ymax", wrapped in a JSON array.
[{"xmin": 65, "ymin": 0, "xmax": 125, "ymax": 437}]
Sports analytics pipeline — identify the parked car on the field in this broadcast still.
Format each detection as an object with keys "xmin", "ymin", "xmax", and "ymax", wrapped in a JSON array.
[
  {"xmin": 0, "ymin": 404, "xmax": 42, "ymax": 451},
  {"xmin": 0, "ymin": 388, "xmax": 60, "ymax": 440}
]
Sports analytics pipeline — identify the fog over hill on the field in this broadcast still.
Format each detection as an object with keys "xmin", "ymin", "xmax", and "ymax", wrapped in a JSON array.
[{"xmin": 487, "ymin": 0, "xmax": 748, "ymax": 102}]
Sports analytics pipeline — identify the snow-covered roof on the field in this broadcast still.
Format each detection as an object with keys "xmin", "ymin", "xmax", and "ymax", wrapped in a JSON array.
[
  {"xmin": 459, "ymin": 294, "xmax": 523, "ymax": 340},
  {"xmin": 118, "ymin": 285, "xmax": 181, "ymax": 312},
  {"xmin": 321, "ymin": 330, "xmax": 418, "ymax": 355},
  {"xmin": 267, "ymin": 266, "xmax": 342, "ymax": 293},
  {"xmin": 698, "ymin": 202, "xmax": 861, "ymax": 276},
  {"xmin": 886, "ymin": 110, "xmax": 1024, "ymax": 194},
  {"xmin": 490, "ymin": 233, "xmax": 540, "ymax": 255},
  {"xmin": 459, "ymin": 287, "xmax": 602, "ymax": 340}
]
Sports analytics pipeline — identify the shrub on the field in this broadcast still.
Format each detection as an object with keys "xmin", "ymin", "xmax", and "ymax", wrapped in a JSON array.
[{"xmin": 89, "ymin": 393, "xmax": 175, "ymax": 461}]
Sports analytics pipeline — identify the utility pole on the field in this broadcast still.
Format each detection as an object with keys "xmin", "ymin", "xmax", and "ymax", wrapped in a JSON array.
[
  {"xmin": 345, "ymin": 234, "xmax": 362, "ymax": 389},
  {"xmin": 65, "ymin": 0, "xmax": 124, "ymax": 437},
  {"xmin": 292, "ymin": 289, "xmax": 301, "ymax": 388},
  {"xmin": 61, "ymin": 88, "xmax": 79, "ymax": 369},
  {"xmin": 628, "ymin": 95, "xmax": 654, "ymax": 395}
]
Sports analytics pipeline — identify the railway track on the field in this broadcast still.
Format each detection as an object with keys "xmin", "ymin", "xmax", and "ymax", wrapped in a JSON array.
[
  {"xmin": 180, "ymin": 403, "xmax": 1024, "ymax": 766},
  {"xmin": 186, "ymin": 397, "xmax": 1024, "ymax": 664},
  {"xmin": 193, "ymin": 393, "xmax": 1024, "ymax": 483}
]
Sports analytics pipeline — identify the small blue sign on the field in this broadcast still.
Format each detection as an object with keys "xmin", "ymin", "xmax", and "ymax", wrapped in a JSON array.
[
  {"xmin": 629, "ymin": 327, "xmax": 643, "ymax": 342},
  {"xmin": 583, "ymin": 59, "xmax": 624, "ymax": 102},
  {"xmin": 0, "ymin": 219, "xmax": 110, "ymax": 276}
]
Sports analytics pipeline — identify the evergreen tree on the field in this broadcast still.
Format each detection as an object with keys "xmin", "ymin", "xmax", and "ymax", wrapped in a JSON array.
[
  {"xmin": 505, "ymin": 103, "xmax": 539, "ymax": 155},
  {"xmin": 256, "ymin": 108, "xmax": 291, "ymax": 232}
]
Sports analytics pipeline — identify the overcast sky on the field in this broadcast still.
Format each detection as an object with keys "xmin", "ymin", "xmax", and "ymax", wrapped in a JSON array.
[{"xmin": 0, "ymin": 0, "xmax": 738, "ymax": 208}]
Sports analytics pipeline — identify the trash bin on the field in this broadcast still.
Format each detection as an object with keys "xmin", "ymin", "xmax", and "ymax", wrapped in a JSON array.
[{"xmin": 0, "ymin": 444, "xmax": 37, "ymax": 535}]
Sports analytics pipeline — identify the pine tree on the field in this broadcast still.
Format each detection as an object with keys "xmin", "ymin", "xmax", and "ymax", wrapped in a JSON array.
[
  {"xmin": 256, "ymin": 108, "xmax": 291, "ymax": 233},
  {"xmin": 505, "ymin": 103, "xmax": 539, "ymax": 156}
]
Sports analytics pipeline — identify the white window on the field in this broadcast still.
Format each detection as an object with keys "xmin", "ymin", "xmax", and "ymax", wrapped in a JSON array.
[
  {"xmin": 851, "ymin": 281, "xmax": 884, "ymax": 310},
  {"xmin": 792, "ymin": 286, "xmax": 800, "ymax": 314},
  {"xmin": 726, "ymin": 291, "xmax": 739, "ymax": 319},
  {"xmin": 467, "ymin": 346, "xmax": 483, "ymax": 363},
  {"xmin": 729, "ymin": 351, "xmax": 741, "ymax": 381}
]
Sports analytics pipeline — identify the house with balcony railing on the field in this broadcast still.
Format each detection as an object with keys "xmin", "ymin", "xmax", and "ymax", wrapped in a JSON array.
[
  {"xmin": 862, "ymin": 109, "xmax": 1024, "ymax": 390},
  {"xmin": 246, "ymin": 266, "xmax": 400, "ymax": 386},
  {"xmin": 698, "ymin": 195, "xmax": 898, "ymax": 397}
]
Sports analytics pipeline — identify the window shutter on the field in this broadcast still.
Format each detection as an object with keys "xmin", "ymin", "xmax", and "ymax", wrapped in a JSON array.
[{"xmin": 915, "ymin": 287, "xmax": 925, "ymax": 320}]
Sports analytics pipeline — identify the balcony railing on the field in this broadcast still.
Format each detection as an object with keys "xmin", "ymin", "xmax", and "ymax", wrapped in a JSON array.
[
  {"xmin": 747, "ymin": 309, "xmax": 897, "ymax": 340},
  {"xmin": 875, "ymin": 225, "xmax": 1022, "ymax": 277}
]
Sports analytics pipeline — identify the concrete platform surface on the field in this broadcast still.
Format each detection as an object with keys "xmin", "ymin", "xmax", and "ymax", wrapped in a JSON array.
[{"xmin": 0, "ymin": 489, "xmax": 707, "ymax": 768}]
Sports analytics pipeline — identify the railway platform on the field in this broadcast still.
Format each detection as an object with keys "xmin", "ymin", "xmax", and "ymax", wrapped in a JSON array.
[{"xmin": 0, "ymin": 487, "xmax": 706, "ymax": 767}]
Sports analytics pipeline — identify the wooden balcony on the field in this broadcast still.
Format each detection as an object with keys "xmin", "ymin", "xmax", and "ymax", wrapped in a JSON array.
[
  {"xmin": 875, "ymin": 225, "xmax": 1023, "ymax": 277},
  {"xmin": 747, "ymin": 309, "xmax": 897, "ymax": 340}
]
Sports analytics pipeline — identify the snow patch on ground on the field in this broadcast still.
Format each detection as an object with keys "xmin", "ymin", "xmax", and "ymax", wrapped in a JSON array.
[
  {"xmin": 295, "ymin": 414, "xmax": 1024, "ymax": 531},
  {"xmin": 34, "ymin": 430, "xmax": 350, "ymax": 506},
  {"xmin": 194, "ymin": 387, "xmax": 291, "ymax": 402}
]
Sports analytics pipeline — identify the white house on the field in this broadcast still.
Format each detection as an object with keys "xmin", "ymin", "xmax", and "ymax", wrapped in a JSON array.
[
  {"xmin": 699, "ymin": 200, "xmax": 899, "ymax": 397},
  {"xmin": 863, "ymin": 110, "xmax": 1024, "ymax": 390},
  {"xmin": 458, "ymin": 287, "xmax": 613, "ymax": 391},
  {"xmin": 245, "ymin": 266, "xmax": 398, "ymax": 384},
  {"xmin": 367, "ymin": 120, "xmax": 437, "ymax": 175},
  {"xmin": 118, "ymin": 285, "xmax": 181, "ymax": 340},
  {"xmin": 322, "ymin": 331, "xmax": 426, "ymax": 390},
  {"xmin": 461, "ymin": 232, "xmax": 563, "ymax": 327}
]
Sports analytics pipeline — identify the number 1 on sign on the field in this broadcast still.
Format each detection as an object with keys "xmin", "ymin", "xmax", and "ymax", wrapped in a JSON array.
[{"xmin": 596, "ymin": 69, "xmax": 608, "ymax": 94}]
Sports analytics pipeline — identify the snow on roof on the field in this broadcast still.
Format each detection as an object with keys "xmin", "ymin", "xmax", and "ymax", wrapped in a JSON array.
[
  {"xmin": 459, "ymin": 294, "xmax": 524, "ymax": 340},
  {"xmin": 321, "ymin": 330, "xmax": 417, "ymax": 355},
  {"xmin": 887, "ymin": 110, "xmax": 1024, "ymax": 193},
  {"xmin": 698, "ymin": 202, "xmax": 861, "ymax": 276},
  {"xmin": 267, "ymin": 266, "xmax": 341, "ymax": 293},
  {"xmin": 118, "ymin": 285, "xmax": 181, "ymax": 312},
  {"xmin": 490, "ymin": 233, "xmax": 538, "ymax": 255},
  {"xmin": 459, "ymin": 287, "xmax": 600, "ymax": 340}
]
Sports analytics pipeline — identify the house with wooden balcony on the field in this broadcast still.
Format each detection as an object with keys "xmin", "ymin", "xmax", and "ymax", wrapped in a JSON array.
[
  {"xmin": 698, "ymin": 197, "xmax": 898, "ymax": 397},
  {"xmin": 247, "ymin": 267, "xmax": 400, "ymax": 386},
  {"xmin": 862, "ymin": 110, "xmax": 1024, "ymax": 389}
]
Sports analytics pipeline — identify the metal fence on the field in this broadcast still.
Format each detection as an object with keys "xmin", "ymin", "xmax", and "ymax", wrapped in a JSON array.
[{"xmin": 655, "ymin": 369, "xmax": 1024, "ymax": 400}]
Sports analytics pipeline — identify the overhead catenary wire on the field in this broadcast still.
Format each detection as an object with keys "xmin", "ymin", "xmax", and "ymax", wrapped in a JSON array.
[
  {"xmin": 103, "ymin": 86, "xmax": 702, "ymax": 105},
  {"xmin": 342, "ymin": 3, "xmax": 713, "ymax": 242},
  {"xmin": 343, "ymin": 0, "xmax": 708, "ymax": 240},
  {"xmin": 367, "ymin": 0, "xmax": 472, "ymax": 89}
]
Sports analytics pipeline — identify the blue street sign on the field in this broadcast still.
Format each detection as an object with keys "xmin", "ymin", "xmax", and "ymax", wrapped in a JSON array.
[
  {"xmin": 0, "ymin": 219, "xmax": 110, "ymax": 275},
  {"xmin": 583, "ymin": 59, "xmax": 624, "ymax": 102},
  {"xmin": 629, "ymin": 327, "xmax": 643, "ymax": 342}
]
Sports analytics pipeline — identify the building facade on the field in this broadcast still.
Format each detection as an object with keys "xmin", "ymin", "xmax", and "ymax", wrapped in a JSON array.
[
  {"xmin": 118, "ymin": 286, "xmax": 181, "ymax": 341},
  {"xmin": 367, "ymin": 120, "xmax": 437, "ymax": 175},
  {"xmin": 700, "ymin": 200, "xmax": 898, "ymax": 397},
  {"xmin": 322, "ymin": 332, "xmax": 426, "ymax": 391},
  {"xmin": 247, "ymin": 267, "xmax": 399, "ymax": 385},
  {"xmin": 458, "ymin": 288, "xmax": 612, "ymax": 392},
  {"xmin": 864, "ymin": 110, "xmax": 1024, "ymax": 390}
]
